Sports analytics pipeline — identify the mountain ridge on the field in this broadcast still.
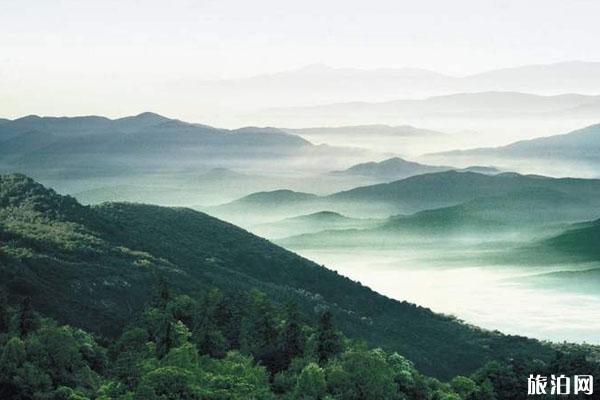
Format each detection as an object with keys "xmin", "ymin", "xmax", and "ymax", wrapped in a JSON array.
[
  {"xmin": 427, "ymin": 123, "xmax": 600, "ymax": 162},
  {"xmin": 0, "ymin": 173, "xmax": 553, "ymax": 378},
  {"xmin": 0, "ymin": 113, "xmax": 329, "ymax": 179},
  {"xmin": 211, "ymin": 171, "xmax": 600, "ymax": 223}
]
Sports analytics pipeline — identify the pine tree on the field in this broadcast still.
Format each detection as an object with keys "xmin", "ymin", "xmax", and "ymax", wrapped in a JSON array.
[
  {"xmin": 193, "ymin": 289, "xmax": 227, "ymax": 357},
  {"xmin": 0, "ymin": 287, "xmax": 9, "ymax": 333},
  {"xmin": 148, "ymin": 276, "xmax": 175, "ymax": 359},
  {"xmin": 281, "ymin": 302, "xmax": 304, "ymax": 369},
  {"xmin": 316, "ymin": 310, "xmax": 341, "ymax": 365},
  {"xmin": 152, "ymin": 275, "xmax": 171, "ymax": 310},
  {"xmin": 155, "ymin": 316, "xmax": 174, "ymax": 359},
  {"xmin": 17, "ymin": 296, "xmax": 39, "ymax": 337}
]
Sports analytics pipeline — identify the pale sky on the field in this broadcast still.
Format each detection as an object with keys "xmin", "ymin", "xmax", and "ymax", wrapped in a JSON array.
[{"xmin": 2, "ymin": 0, "xmax": 600, "ymax": 120}]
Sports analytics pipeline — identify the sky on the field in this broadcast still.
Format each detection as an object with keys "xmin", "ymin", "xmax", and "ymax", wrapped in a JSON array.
[{"xmin": 2, "ymin": 0, "xmax": 600, "ymax": 120}]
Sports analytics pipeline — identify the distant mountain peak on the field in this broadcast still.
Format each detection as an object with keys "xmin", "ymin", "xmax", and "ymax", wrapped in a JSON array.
[
  {"xmin": 134, "ymin": 111, "xmax": 167, "ymax": 119},
  {"xmin": 115, "ymin": 112, "xmax": 173, "ymax": 125},
  {"xmin": 14, "ymin": 114, "xmax": 42, "ymax": 122},
  {"xmin": 334, "ymin": 156, "xmax": 449, "ymax": 180},
  {"xmin": 231, "ymin": 189, "xmax": 318, "ymax": 206},
  {"xmin": 287, "ymin": 210, "xmax": 350, "ymax": 222},
  {"xmin": 427, "ymin": 122, "xmax": 600, "ymax": 162}
]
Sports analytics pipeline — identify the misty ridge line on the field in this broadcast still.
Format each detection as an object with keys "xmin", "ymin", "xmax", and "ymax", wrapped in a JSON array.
[
  {"xmin": 3, "ymin": 108, "xmax": 600, "ymax": 155},
  {"xmin": 185, "ymin": 60, "xmax": 600, "ymax": 86}
]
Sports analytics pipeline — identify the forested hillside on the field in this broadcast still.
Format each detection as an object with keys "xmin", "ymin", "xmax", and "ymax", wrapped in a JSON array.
[
  {"xmin": 0, "ymin": 173, "xmax": 554, "ymax": 380},
  {"xmin": 3, "ymin": 284, "xmax": 597, "ymax": 399}
]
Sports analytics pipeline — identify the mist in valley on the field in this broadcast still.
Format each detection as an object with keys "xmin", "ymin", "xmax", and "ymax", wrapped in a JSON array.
[
  {"xmin": 287, "ymin": 245, "xmax": 600, "ymax": 343},
  {"xmin": 5, "ymin": 3, "xmax": 600, "ymax": 397},
  {"xmin": 3, "ymin": 2, "xmax": 600, "ymax": 350},
  {"xmin": 213, "ymin": 184, "xmax": 600, "ymax": 344}
]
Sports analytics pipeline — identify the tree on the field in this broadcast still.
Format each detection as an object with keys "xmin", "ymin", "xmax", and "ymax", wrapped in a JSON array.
[
  {"xmin": 471, "ymin": 361, "xmax": 519, "ymax": 400},
  {"xmin": 239, "ymin": 290, "xmax": 279, "ymax": 371},
  {"xmin": 326, "ymin": 349, "xmax": 397, "ymax": 400},
  {"xmin": 134, "ymin": 366, "xmax": 197, "ymax": 400},
  {"xmin": 281, "ymin": 302, "xmax": 305, "ymax": 370},
  {"xmin": 0, "ymin": 287, "xmax": 9, "ymax": 333},
  {"xmin": 168, "ymin": 295, "xmax": 196, "ymax": 329},
  {"xmin": 193, "ymin": 289, "xmax": 228, "ymax": 358},
  {"xmin": 155, "ymin": 317, "xmax": 174, "ymax": 359},
  {"xmin": 0, "ymin": 337, "xmax": 26, "ymax": 374},
  {"xmin": 202, "ymin": 351, "xmax": 275, "ymax": 399},
  {"xmin": 17, "ymin": 296, "xmax": 39, "ymax": 337},
  {"xmin": 111, "ymin": 327, "xmax": 149, "ymax": 389},
  {"xmin": 294, "ymin": 362, "xmax": 327, "ymax": 400},
  {"xmin": 316, "ymin": 310, "xmax": 341, "ymax": 365},
  {"xmin": 151, "ymin": 275, "xmax": 171, "ymax": 310},
  {"xmin": 450, "ymin": 376, "xmax": 477, "ymax": 399},
  {"xmin": 468, "ymin": 379, "xmax": 497, "ymax": 400}
]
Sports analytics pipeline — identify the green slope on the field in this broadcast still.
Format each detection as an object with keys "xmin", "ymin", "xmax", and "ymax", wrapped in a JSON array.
[
  {"xmin": 251, "ymin": 211, "xmax": 380, "ymax": 239},
  {"xmin": 540, "ymin": 219, "xmax": 600, "ymax": 260},
  {"xmin": 332, "ymin": 156, "xmax": 501, "ymax": 182},
  {"xmin": 213, "ymin": 171, "xmax": 600, "ymax": 221},
  {"xmin": 329, "ymin": 171, "xmax": 600, "ymax": 213},
  {"xmin": 0, "ymin": 174, "xmax": 554, "ymax": 378}
]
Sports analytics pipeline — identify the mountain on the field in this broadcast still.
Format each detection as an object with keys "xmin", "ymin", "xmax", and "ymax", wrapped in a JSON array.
[
  {"xmin": 461, "ymin": 61, "xmax": 600, "ymax": 95},
  {"xmin": 111, "ymin": 111, "xmax": 173, "ymax": 132},
  {"xmin": 429, "ymin": 123, "xmax": 600, "ymax": 163},
  {"xmin": 208, "ymin": 189, "xmax": 322, "ymax": 224},
  {"xmin": 265, "ymin": 92, "xmax": 600, "ymax": 121},
  {"xmin": 539, "ymin": 219, "xmax": 600, "ymax": 261},
  {"xmin": 332, "ymin": 157, "xmax": 449, "ymax": 180},
  {"xmin": 329, "ymin": 171, "xmax": 600, "ymax": 215},
  {"xmin": 191, "ymin": 64, "xmax": 453, "ymax": 110},
  {"xmin": 0, "ymin": 173, "xmax": 553, "ymax": 378},
  {"xmin": 277, "ymin": 205, "xmax": 506, "ymax": 248},
  {"xmin": 331, "ymin": 157, "xmax": 501, "ymax": 182},
  {"xmin": 523, "ymin": 266, "xmax": 600, "ymax": 297},
  {"xmin": 251, "ymin": 211, "xmax": 381, "ymax": 239},
  {"xmin": 0, "ymin": 113, "xmax": 349, "ymax": 180},
  {"xmin": 462, "ymin": 166, "xmax": 502, "ymax": 174},
  {"xmin": 253, "ymin": 92, "xmax": 600, "ymax": 151},
  {"xmin": 0, "ymin": 114, "xmax": 114, "ymax": 139},
  {"xmin": 279, "ymin": 186, "xmax": 598, "ymax": 248},
  {"xmin": 0, "ymin": 130, "xmax": 59, "ymax": 161},
  {"xmin": 195, "ymin": 62, "xmax": 600, "ymax": 114},
  {"xmin": 489, "ymin": 217, "xmax": 600, "ymax": 271},
  {"xmin": 211, "ymin": 171, "xmax": 600, "ymax": 223},
  {"xmin": 228, "ymin": 189, "xmax": 318, "ymax": 208}
]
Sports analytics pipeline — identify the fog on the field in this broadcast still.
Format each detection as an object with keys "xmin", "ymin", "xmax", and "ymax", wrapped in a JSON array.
[{"xmin": 291, "ymin": 246, "xmax": 600, "ymax": 343}]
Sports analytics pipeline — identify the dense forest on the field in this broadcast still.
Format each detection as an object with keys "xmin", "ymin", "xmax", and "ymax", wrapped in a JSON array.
[
  {"xmin": 1, "ymin": 283, "xmax": 599, "ymax": 400},
  {"xmin": 1, "ymin": 173, "xmax": 599, "ymax": 399}
]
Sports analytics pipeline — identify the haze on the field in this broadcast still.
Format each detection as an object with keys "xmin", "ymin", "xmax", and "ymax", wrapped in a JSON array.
[
  {"xmin": 3, "ymin": 0, "xmax": 600, "ymax": 347},
  {"xmin": 3, "ymin": 0, "xmax": 600, "ymax": 124}
]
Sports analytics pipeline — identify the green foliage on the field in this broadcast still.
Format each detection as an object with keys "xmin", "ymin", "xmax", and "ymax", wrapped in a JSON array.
[
  {"xmin": 326, "ymin": 348, "xmax": 397, "ymax": 400},
  {"xmin": 1, "ymin": 174, "xmax": 598, "ymax": 400},
  {"xmin": 0, "ymin": 283, "xmax": 597, "ymax": 400},
  {"xmin": 0, "ymin": 173, "xmax": 556, "ymax": 378},
  {"xmin": 450, "ymin": 376, "xmax": 478, "ymax": 399},
  {"xmin": 17, "ymin": 297, "xmax": 39, "ymax": 337},
  {"xmin": 316, "ymin": 310, "xmax": 342, "ymax": 365},
  {"xmin": 281, "ymin": 302, "xmax": 305, "ymax": 370},
  {"xmin": 0, "ymin": 316, "xmax": 105, "ymax": 399},
  {"xmin": 294, "ymin": 363, "xmax": 327, "ymax": 400}
]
